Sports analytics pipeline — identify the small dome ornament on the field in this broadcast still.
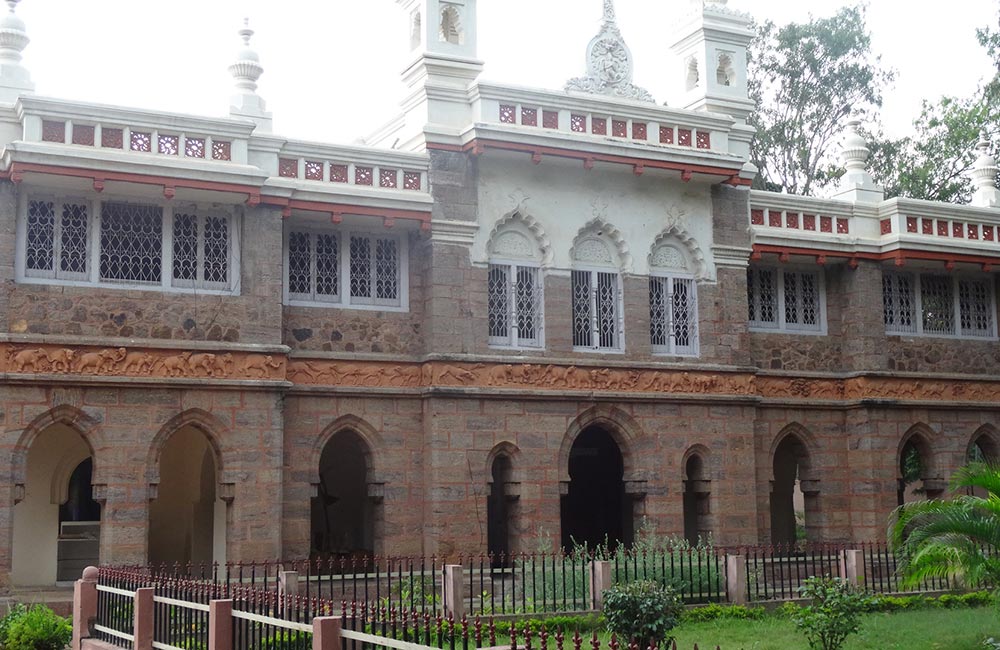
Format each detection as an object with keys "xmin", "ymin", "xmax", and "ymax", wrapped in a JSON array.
[
  {"xmin": 565, "ymin": 0, "xmax": 655, "ymax": 103},
  {"xmin": 840, "ymin": 119, "xmax": 870, "ymax": 172},
  {"xmin": 0, "ymin": 0, "xmax": 29, "ymax": 67},
  {"xmin": 970, "ymin": 130, "xmax": 1000, "ymax": 208},
  {"xmin": 229, "ymin": 18, "xmax": 264, "ymax": 94}
]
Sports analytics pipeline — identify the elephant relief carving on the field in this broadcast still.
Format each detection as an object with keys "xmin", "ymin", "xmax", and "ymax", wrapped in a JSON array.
[{"xmin": 241, "ymin": 355, "xmax": 283, "ymax": 379}]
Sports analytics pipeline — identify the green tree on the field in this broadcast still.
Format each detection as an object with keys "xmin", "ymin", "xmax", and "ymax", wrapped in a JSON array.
[
  {"xmin": 890, "ymin": 462, "xmax": 1000, "ymax": 589},
  {"xmin": 748, "ymin": 5, "xmax": 894, "ymax": 195}
]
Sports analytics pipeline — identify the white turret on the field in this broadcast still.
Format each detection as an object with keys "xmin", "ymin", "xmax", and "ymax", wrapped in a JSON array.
[
  {"xmin": 228, "ymin": 18, "xmax": 271, "ymax": 132},
  {"xmin": 831, "ymin": 119, "xmax": 884, "ymax": 203},
  {"xmin": 970, "ymin": 131, "xmax": 1000, "ymax": 208},
  {"xmin": 0, "ymin": 0, "xmax": 33, "ymax": 103}
]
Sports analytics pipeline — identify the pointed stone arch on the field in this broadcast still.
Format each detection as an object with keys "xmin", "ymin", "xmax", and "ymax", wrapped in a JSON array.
[
  {"xmin": 13, "ymin": 405, "xmax": 104, "ymax": 486},
  {"xmin": 898, "ymin": 423, "xmax": 942, "ymax": 504},
  {"xmin": 682, "ymin": 444, "xmax": 713, "ymax": 544},
  {"xmin": 770, "ymin": 423, "xmax": 819, "ymax": 544},
  {"xmin": 484, "ymin": 441, "xmax": 523, "ymax": 483},
  {"xmin": 487, "ymin": 210, "xmax": 553, "ymax": 267},
  {"xmin": 559, "ymin": 405, "xmax": 643, "ymax": 483},
  {"xmin": 968, "ymin": 424, "xmax": 1000, "ymax": 462},
  {"xmin": 898, "ymin": 423, "xmax": 938, "ymax": 477},
  {"xmin": 649, "ymin": 226, "xmax": 708, "ymax": 280},
  {"xmin": 769, "ymin": 423, "xmax": 818, "ymax": 472},
  {"xmin": 146, "ymin": 409, "xmax": 228, "ymax": 486},
  {"xmin": 311, "ymin": 414, "xmax": 384, "ymax": 479},
  {"xmin": 570, "ymin": 217, "xmax": 632, "ymax": 271}
]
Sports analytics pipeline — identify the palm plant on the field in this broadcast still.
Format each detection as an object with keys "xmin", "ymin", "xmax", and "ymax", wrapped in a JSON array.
[{"xmin": 889, "ymin": 462, "xmax": 1000, "ymax": 589}]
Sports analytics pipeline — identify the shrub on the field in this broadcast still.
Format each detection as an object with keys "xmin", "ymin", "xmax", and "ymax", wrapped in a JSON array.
[
  {"xmin": 680, "ymin": 603, "xmax": 765, "ymax": 623},
  {"xmin": 2, "ymin": 605, "xmax": 71, "ymax": 650},
  {"xmin": 792, "ymin": 576, "xmax": 872, "ymax": 650},
  {"xmin": 0, "ymin": 604, "xmax": 28, "ymax": 649},
  {"xmin": 776, "ymin": 601, "xmax": 801, "ymax": 619},
  {"xmin": 603, "ymin": 580, "xmax": 682, "ymax": 647}
]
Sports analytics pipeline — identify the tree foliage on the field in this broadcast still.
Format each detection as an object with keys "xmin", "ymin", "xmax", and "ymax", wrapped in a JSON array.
[
  {"xmin": 748, "ymin": 5, "xmax": 893, "ymax": 195},
  {"xmin": 890, "ymin": 462, "xmax": 1000, "ymax": 591}
]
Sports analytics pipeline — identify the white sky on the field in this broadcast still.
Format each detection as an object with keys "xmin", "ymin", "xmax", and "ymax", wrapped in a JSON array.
[{"xmin": 14, "ymin": 0, "xmax": 998, "ymax": 143}]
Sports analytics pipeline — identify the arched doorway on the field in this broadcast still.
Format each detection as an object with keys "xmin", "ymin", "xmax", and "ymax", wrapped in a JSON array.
[
  {"xmin": 898, "ymin": 433, "xmax": 940, "ymax": 505},
  {"xmin": 13, "ymin": 423, "xmax": 100, "ymax": 586},
  {"xmin": 487, "ymin": 455, "xmax": 513, "ymax": 564},
  {"xmin": 311, "ymin": 431, "xmax": 374, "ymax": 559},
  {"xmin": 967, "ymin": 432, "xmax": 998, "ymax": 497},
  {"xmin": 560, "ymin": 427, "xmax": 630, "ymax": 551},
  {"xmin": 683, "ymin": 454, "xmax": 711, "ymax": 545},
  {"xmin": 770, "ymin": 434, "xmax": 815, "ymax": 546},
  {"xmin": 148, "ymin": 426, "xmax": 226, "ymax": 567}
]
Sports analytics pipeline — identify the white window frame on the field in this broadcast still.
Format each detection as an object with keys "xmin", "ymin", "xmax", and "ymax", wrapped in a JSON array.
[
  {"xmin": 487, "ymin": 259, "xmax": 544, "ymax": 349},
  {"xmin": 282, "ymin": 226, "xmax": 409, "ymax": 312},
  {"xmin": 649, "ymin": 271, "xmax": 699, "ymax": 357},
  {"xmin": 571, "ymin": 266, "xmax": 625, "ymax": 353},
  {"xmin": 883, "ymin": 270, "xmax": 997, "ymax": 340},
  {"xmin": 21, "ymin": 195, "xmax": 91, "ymax": 282},
  {"xmin": 15, "ymin": 192, "xmax": 241, "ymax": 295},
  {"xmin": 747, "ymin": 266, "xmax": 827, "ymax": 334}
]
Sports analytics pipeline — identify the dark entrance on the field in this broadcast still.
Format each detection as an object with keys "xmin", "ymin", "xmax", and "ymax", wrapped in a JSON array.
[
  {"xmin": 770, "ymin": 434, "xmax": 812, "ymax": 546},
  {"xmin": 682, "ymin": 454, "xmax": 710, "ymax": 544},
  {"xmin": 560, "ymin": 427, "xmax": 630, "ymax": 551},
  {"xmin": 487, "ymin": 455, "xmax": 513, "ymax": 564},
  {"xmin": 311, "ymin": 432, "xmax": 373, "ymax": 558}
]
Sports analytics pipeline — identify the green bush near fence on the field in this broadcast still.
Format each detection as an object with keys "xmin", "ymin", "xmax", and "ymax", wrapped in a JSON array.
[
  {"xmin": 602, "ymin": 581, "xmax": 683, "ymax": 648},
  {"xmin": 0, "ymin": 604, "xmax": 71, "ymax": 650}
]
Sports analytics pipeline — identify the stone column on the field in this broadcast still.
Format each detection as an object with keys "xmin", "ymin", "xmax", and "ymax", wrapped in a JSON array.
[
  {"xmin": 312, "ymin": 617, "xmax": 342, "ymax": 650},
  {"xmin": 72, "ymin": 566, "xmax": 99, "ymax": 650},
  {"xmin": 208, "ymin": 600, "xmax": 233, "ymax": 650},
  {"xmin": 588, "ymin": 560, "xmax": 612, "ymax": 610},
  {"xmin": 133, "ymin": 587, "xmax": 154, "ymax": 650},
  {"xmin": 725, "ymin": 554, "xmax": 747, "ymax": 605},
  {"xmin": 443, "ymin": 564, "xmax": 464, "ymax": 620}
]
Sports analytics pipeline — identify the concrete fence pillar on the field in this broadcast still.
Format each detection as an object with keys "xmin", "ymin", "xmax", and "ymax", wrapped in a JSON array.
[
  {"xmin": 725, "ymin": 554, "xmax": 747, "ymax": 605},
  {"xmin": 279, "ymin": 571, "xmax": 299, "ymax": 618},
  {"xmin": 840, "ymin": 549, "xmax": 865, "ymax": 587},
  {"xmin": 133, "ymin": 587, "xmax": 154, "ymax": 650},
  {"xmin": 312, "ymin": 617, "xmax": 342, "ymax": 650},
  {"xmin": 443, "ymin": 565, "xmax": 464, "ymax": 620},
  {"xmin": 209, "ymin": 600, "xmax": 233, "ymax": 650},
  {"xmin": 72, "ymin": 566, "xmax": 99, "ymax": 650},
  {"xmin": 588, "ymin": 561, "xmax": 612, "ymax": 611}
]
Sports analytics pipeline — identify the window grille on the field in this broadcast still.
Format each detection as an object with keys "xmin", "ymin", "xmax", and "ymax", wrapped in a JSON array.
[
  {"xmin": 650, "ymin": 275, "xmax": 698, "ymax": 355},
  {"xmin": 884, "ymin": 271, "xmax": 996, "ymax": 338},
  {"xmin": 747, "ymin": 267, "xmax": 823, "ymax": 332},
  {"xmin": 488, "ymin": 263, "xmax": 542, "ymax": 348},
  {"xmin": 572, "ymin": 269, "xmax": 622, "ymax": 350},
  {"xmin": 19, "ymin": 195, "xmax": 237, "ymax": 293},
  {"xmin": 286, "ymin": 229, "xmax": 403, "ymax": 309}
]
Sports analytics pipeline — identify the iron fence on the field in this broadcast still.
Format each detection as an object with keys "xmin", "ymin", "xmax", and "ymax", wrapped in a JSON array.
[
  {"xmin": 611, "ymin": 546, "xmax": 727, "ymax": 603},
  {"xmin": 742, "ymin": 543, "xmax": 846, "ymax": 601}
]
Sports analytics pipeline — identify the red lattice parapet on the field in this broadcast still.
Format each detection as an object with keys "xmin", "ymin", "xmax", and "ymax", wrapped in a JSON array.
[
  {"xmin": 696, "ymin": 131, "xmax": 711, "ymax": 149},
  {"xmin": 786, "ymin": 212, "xmax": 799, "ymax": 229},
  {"xmin": 212, "ymin": 140, "xmax": 232, "ymax": 161},
  {"xmin": 158, "ymin": 134, "xmax": 179, "ymax": 155},
  {"xmin": 660, "ymin": 126, "xmax": 674, "ymax": 144},
  {"xmin": 985, "ymin": 225, "xmax": 995, "ymax": 241},
  {"xmin": 499, "ymin": 104, "xmax": 516, "ymax": 124},
  {"xmin": 921, "ymin": 218, "xmax": 932, "ymax": 234},
  {"xmin": 42, "ymin": 120, "xmax": 65, "ymax": 143},
  {"xmin": 906, "ymin": 217, "xmax": 917, "ymax": 233},
  {"xmin": 750, "ymin": 209, "xmax": 764, "ymax": 225},
  {"xmin": 101, "ymin": 128, "xmax": 124, "ymax": 149},
  {"xmin": 330, "ymin": 164, "xmax": 349, "ymax": 183},
  {"xmin": 185, "ymin": 137, "xmax": 206, "ymax": 158},
  {"xmin": 632, "ymin": 122, "xmax": 647, "ymax": 140},
  {"xmin": 521, "ymin": 107, "xmax": 538, "ymax": 127},
  {"xmin": 612, "ymin": 120, "xmax": 627, "ymax": 138},
  {"xmin": 969, "ymin": 224, "xmax": 979, "ymax": 240},
  {"xmin": 380, "ymin": 168, "xmax": 398, "ymax": 188},
  {"xmin": 542, "ymin": 111, "xmax": 558, "ymax": 129},
  {"xmin": 571, "ymin": 114, "xmax": 587, "ymax": 132},
  {"xmin": 880, "ymin": 219, "xmax": 892, "ymax": 235},
  {"xmin": 836, "ymin": 218, "xmax": 849, "ymax": 234},
  {"xmin": 355, "ymin": 166, "xmax": 373, "ymax": 185},
  {"xmin": 678, "ymin": 128, "xmax": 692, "ymax": 146},
  {"xmin": 592, "ymin": 117, "xmax": 607, "ymax": 135},
  {"xmin": 130, "ymin": 131, "xmax": 152, "ymax": 152},
  {"xmin": 937, "ymin": 220, "xmax": 948, "ymax": 236},
  {"xmin": 803, "ymin": 214, "xmax": 816, "ymax": 230},
  {"xmin": 72, "ymin": 125, "xmax": 95, "ymax": 146},
  {"xmin": 820, "ymin": 216, "xmax": 832, "ymax": 233},
  {"xmin": 278, "ymin": 158, "xmax": 298, "ymax": 178},
  {"xmin": 305, "ymin": 161, "xmax": 323, "ymax": 181},
  {"xmin": 768, "ymin": 210, "xmax": 782, "ymax": 227},
  {"xmin": 952, "ymin": 222, "xmax": 964, "ymax": 238},
  {"xmin": 403, "ymin": 171, "xmax": 422, "ymax": 191}
]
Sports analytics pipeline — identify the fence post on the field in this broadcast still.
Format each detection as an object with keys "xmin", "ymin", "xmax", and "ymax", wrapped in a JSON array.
[
  {"xmin": 725, "ymin": 554, "xmax": 747, "ymax": 605},
  {"xmin": 443, "ymin": 565, "xmax": 464, "ymax": 620},
  {"xmin": 279, "ymin": 570, "xmax": 299, "ymax": 618},
  {"xmin": 313, "ymin": 616, "xmax": 342, "ymax": 650},
  {"xmin": 209, "ymin": 600, "xmax": 233, "ymax": 650},
  {"xmin": 133, "ymin": 587, "xmax": 154, "ymax": 650},
  {"xmin": 588, "ymin": 561, "xmax": 612, "ymax": 611},
  {"xmin": 840, "ymin": 549, "xmax": 865, "ymax": 587},
  {"xmin": 72, "ymin": 566, "xmax": 99, "ymax": 650}
]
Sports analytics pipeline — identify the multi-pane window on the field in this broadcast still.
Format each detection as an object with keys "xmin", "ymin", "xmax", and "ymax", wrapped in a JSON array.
[
  {"xmin": 883, "ymin": 271, "xmax": 996, "ymax": 338},
  {"xmin": 488, "ymin": 263, "xmax": 543, "ymax": 348},
  {"xmin": 19, "ymin": 196, "xmax": 236, "ymax": 292},
  {"xmin": 649, "ymin": 275, "xmax": 698, "ymax": 355},
  {"xmin": 747, "ymin": 267, "xmax": 824, "ymax": 332},
  {"xmin": 572, "ymin": 269, "xmax": 623, "ymax": 350},
  {"xmin": 285, "ymin": 229, "xmax": 405, "ymax": 309}
]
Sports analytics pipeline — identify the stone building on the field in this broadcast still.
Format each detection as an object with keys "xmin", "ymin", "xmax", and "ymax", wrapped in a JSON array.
[{"xmin": 3, "ymin": 0, "xmax": 1000, "ymax": 591}]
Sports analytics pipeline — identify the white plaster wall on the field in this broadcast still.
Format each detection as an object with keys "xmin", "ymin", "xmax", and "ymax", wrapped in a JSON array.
[
  {"xmin": 473, "ymin": 156, "xmax": 717, "ymax": 280},
  {"xmin": 12, "ymin": 424, "xmax": 90, "ymax": 586}
]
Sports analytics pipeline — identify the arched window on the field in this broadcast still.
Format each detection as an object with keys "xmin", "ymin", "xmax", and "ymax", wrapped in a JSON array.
[
  {"xmin": 716, "ymin": 52, "xmax": 735, "ymax": 87},
  {"xmin": 439, "ymin": 5, "xmax": 463, "ymax": 45},
  {"xmin": 685, "ymin": 57, "xmax": 700, "ymax": 91},
  {"xmin": 649, "ymin": 241, "xmax": 698, "ymax": 356},
  {"xmin": 487, "ymin": 215, "xmax": 545, "ymax": 348},
  {"xmin": 683, "ymin": 452, "xmax": 711, "ymax": 544},
  {"xmin": 571, "ymin": 224, "xmax": 624, "ymax": 351},
  {"xmin": 410, "ymin": 10, "xmax": 422, "ymax": 50}
]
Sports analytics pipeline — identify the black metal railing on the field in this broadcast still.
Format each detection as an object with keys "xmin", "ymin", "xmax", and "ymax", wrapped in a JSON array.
[
  {"xmin": 611, "ymin": 546, "xmax": 727, "ymax": 603},
  {"xmin": 95, "ymin": 568, "xmax": 144, "ymax": 644}
]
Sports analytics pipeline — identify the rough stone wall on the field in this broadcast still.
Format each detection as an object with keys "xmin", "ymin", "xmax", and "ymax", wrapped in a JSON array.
[
  {"xmin": 886, "ymin": 338, "xmax": 1000, "ymax": 374},
  {"xmin": 0, "ymin": 385, "xmax": 284, "ymax": 587},
  {"xmin": 3, "ymin": 202, "xmax": 285, "ymax": 345}
]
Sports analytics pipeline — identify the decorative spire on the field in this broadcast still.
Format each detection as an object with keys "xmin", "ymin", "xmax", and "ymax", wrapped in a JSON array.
[
  {"xmin": 970, "ymin": 130, "xmax": 1000, "ymax": 208},
  {"xmin": 227, "ymin": 18, "xmax": 271, "ymax": 132},
  {"xmin": 840, "ymin": 119, "xmax": 870, "ymax": 172},
  {"xmin": 832, "ymin": 118, "xmax": 883, "ymax": 203},
  {"xmin": 0, "ymin": 0, "xmax": 34, "ymax": 103},
  {"xmin": 565, "ymin": 1, "xmax": 654, "ymax": 103}
]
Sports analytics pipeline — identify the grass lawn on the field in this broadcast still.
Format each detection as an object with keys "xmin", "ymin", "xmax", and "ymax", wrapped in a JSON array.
[{"xmin": 636, "ymin": 607, "xmax": 998, "ymax": 650}]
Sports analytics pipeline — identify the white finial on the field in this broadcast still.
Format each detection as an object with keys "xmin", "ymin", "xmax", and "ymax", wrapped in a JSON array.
[
  {"xmin": 832, "ymin": 118, "xmax": 883, "ymax": 203},
  {"xmin": 841, "ymin": 119, "xmax": 870, "ymax": 172},
  {"xmin": 970, "ymin": 130, "xmax": 999, "ymax": 208},
  {"xmin": 603, "ymin": 0, "xmax": 616, "ymax": 23},
  {"xmin": 228, "ymin": 17, "xmax": 271, "ymax": 132},
  {"xmin": 0, "ymin": 0, "xmax": 33, "ymax": 103}
]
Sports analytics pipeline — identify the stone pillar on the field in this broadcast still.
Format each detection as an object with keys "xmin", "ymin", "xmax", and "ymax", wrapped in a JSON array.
[
  {"xmin": 279, "ymin": 570, "xmax": 299, "ymax": 619},
  {"xmin": 312, "ymin": 617, "xmax": 342, "ymax": 650},
  {"xmin": 72, "ymin": 566, "xmax": 99, "ymax": 650},
  {"xmin": 840, "ymin": 549, "xmax": 865, "ymax": 587},
  {"xmin": 443, "ymin": 565, "xmax": 464, "ymax": 620},
  {"xmin": 209, "ymin": 600, "xmax": 233, "ymax": 650},
  {"xmin": 588, "ymin": 560, "xmax": 612, "ymax": 610},
  {"xmin": 133, "ymin": 587, "xmax": 154, "ymax": 650},
  {"xmin": 725, "ymin": 554, "xmax": 747, "ymax": 605}
]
